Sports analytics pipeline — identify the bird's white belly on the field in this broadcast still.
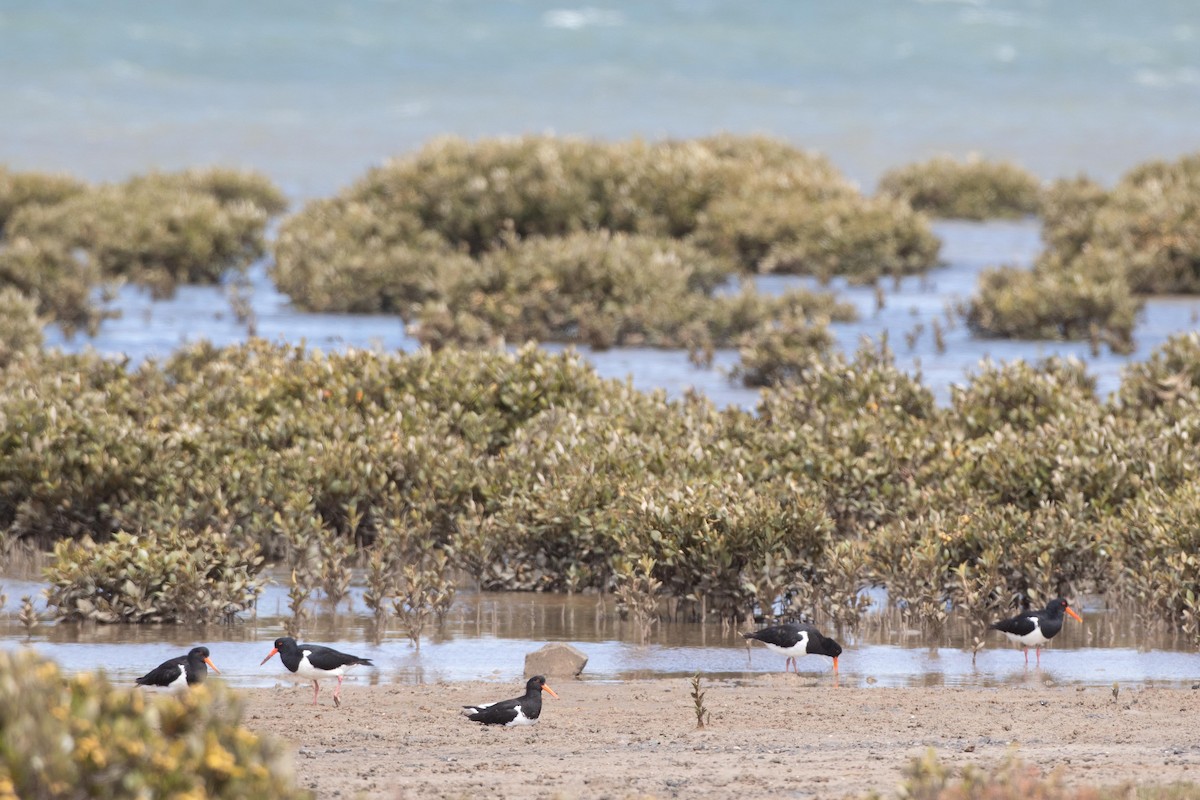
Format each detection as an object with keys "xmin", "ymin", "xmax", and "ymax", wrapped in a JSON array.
[
  {"xmin": 763, "ymin": 642, "xmax": 807, "ymax": 658},
  {"xmin": 296, "ymin": 654, "xmax": 345, "ymax": 681},
  {"xmin": 1004, "ymin": 625, "xmax": 1050, "ymax": 648},
  {"xmin": 506, "ymin": 708, "xmax": 537, "ymax": 727}
]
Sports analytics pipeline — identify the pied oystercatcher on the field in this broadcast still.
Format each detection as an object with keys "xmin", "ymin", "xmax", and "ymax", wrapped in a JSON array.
[
  {"xmin": 742, "ymin": 622, "xmax": 842, "ymax": 673},
  {"xmin": 990, "ymin": 597, "xmax": 1082, "ymax": 665},
  {"xmin": 260, "ymin": 636, "xmax": 374, "ymax": 707},
  {"xmin": 462, "ymin": 675, "xmax": 560, "ymax": 726},
  {"xmin": 135, "ymin": 646, "xmax": 220, "ymax": 692}
]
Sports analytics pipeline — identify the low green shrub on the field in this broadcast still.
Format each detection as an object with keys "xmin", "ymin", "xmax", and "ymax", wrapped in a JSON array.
[
  {"xmin": 876, "ymin": 155, "xmax": 1043, "ymax": 220},
  {"xmin": 965, "ymin": 262, "xmax": 1141, "ymax": 353},
  {"xmin": 271, "ymin": 135, "xmax": 939, "ymax": 350},
  {"xmin": 5, "ymin": 168, "xmax": 283, "ymax": 299},
  {"xmin": 44, "ymin": 528, "xmax": 264, "ymax": 623},
  {"xmin": 1117, "ymin": 332, "xmax": 1200, "ymax": 418},
  {"xmin": 0, "ymin": 166, "xmax": 88, "ymax": 233},
  {"xmin": 0, "ymin": 236, "xmax": 110, "ymax": 336},
  {"xmin": 5, "ymin": 335, "xmax": 1200, "ymax": 629},
  {"xmin": 0, "ymin": 650, "xmax": 306, "ymax": 799},
  {"xmin": 947, "ymin": 357, "xmax": 1097, "ymax": 438},
  {"xmin": 0, "ymin": 287, "xmax": 43, "ymax": 367},
  {"xmin": 969, "ymin": 153, "xmax": 1200, "ymax": 353},
  {"xmin": 1084, "ymin": 153, "xmax": 1200, "ymax": 295},
  {"xmin": 730, "ymin": 315, "xmax": 835, "ymax": 387},
  {"xmin": 692, "ymin": 175, "xmax": 940, "ymax": 281},
  {"xmin": 271, "ymin": 197, "xmax": 471, "ymax": 313}
]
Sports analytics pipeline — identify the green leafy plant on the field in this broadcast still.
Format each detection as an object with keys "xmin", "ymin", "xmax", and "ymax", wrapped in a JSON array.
[
  {"xmin": 876, "ymin": 155, "xmax": 1043, "ymax": 220},
  {"xmin": 44, "ymin": 528, "xmax": 264, "ymax": 624}
]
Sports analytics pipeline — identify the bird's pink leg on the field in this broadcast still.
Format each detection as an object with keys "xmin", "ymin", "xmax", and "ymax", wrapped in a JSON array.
[
  {"xmin": 1036, "ymin": 648, "xmax": 1041, "ymax": 666},
  {"xmin": 1023, "ymin": 648, "xmax": 1029, "ymax": 666},
  {"xmin": 312, "ymin": 680, "xmax": 321, "ymax": 704},
  {"xmin": 333, "ymin": 676, "xmax": 344, "ymax": 708}
]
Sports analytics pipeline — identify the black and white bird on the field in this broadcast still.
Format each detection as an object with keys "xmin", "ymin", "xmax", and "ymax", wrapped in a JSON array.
[
  {"xmin": 742, "ymin": 622, "xmax": 842, "ymax": 673},
  {"xmin": 260, "ymin": 637, "xmax": 374, "ymax": 707},
  {"xmin": 135, "ymin": 646, "xmax": 220, "ymax": 692},
  {"xmin": 462, "ymin": 675, "xmax": 559, "ymax": 726},
  {"xmin": 989, "ymin": 597, "xmax": 1083, "ymax": 665}
]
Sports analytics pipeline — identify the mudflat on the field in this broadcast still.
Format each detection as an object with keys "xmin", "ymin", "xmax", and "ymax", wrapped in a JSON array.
[{"xmin": 240, "ymin": 675, "xmax": 1200, "ymax": 798}]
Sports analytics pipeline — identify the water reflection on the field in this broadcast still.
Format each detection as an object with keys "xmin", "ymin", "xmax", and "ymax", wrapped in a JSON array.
[{"xmin": 2, "ymin": 581, "xmax": 1197, "ymax": 690}]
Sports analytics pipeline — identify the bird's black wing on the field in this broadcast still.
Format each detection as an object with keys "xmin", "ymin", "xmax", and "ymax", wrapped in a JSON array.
[
  {"xmin": 745, "ymin": 624, "xmax": 803, "ymax": 649},
  {"xmin": 464, "ymin": 697, "xmax": 520, "ymax": 725},
  {"xmin": 303, "ymin": 645, "xmax": 374, "ymax": 671},
  {"xmin": 990, "ymin": 614, "xmax": 1037, "ymax": 636},
  {"xmin": 136, "ymin": 656, "xmax": 185, "ymax": 687}
]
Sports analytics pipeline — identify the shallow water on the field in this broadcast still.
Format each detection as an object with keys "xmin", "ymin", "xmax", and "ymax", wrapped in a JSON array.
[
  {"xmin": 3, "ymin": 578, "xmax": 1197, "ymax": 690},
  {"xmin": 42, "ymin": 219, "xmax": 1200, "ymax": 406}
]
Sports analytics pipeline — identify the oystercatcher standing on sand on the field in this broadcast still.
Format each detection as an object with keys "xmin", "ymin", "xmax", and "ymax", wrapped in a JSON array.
[
  {"xmin": 989, "ymin": 597, "xmax": 1082, "ymax": 665},
  {"xmin": 135, "ymin": 646, "xmax": 220, "ymax": 692},
  {"xmin": 742, "ymin": 622, "xmax": 842, "ymax": 673},
  {"xmin": 462, "ymin": 675, "xmax": 560, "ymax": 726},
  {"xmin": 260, "ymin": 637, "xmax": 374, "ymax": 707}
]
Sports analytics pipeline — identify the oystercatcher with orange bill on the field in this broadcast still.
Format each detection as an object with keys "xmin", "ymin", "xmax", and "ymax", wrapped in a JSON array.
[
  {"xmin": 990, "ymin": 597, "xmax": 1082, "ymax": 665},
  {"xmin": 742, "ymin": 622, "xmax": 842, "ymax": 673},
  {"xmin": 260, "ymin": 637, "xmax": 374, "ymax": 707},
  {"xmin": 462, "ymin": 675, "xmax": 559, "ymax": 726},
  {"xmin": 135, "ymin": 646, "xmax": 220, "ymax": 692}
]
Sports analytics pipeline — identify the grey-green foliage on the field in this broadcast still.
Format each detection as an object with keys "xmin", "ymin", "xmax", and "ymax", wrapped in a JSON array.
[
  {"xmin": 966, "ymin": 152, "xmax": 1200, "ymax": 352},
  {"xmin": 271, "ymin": 134, "xmax": 935, "ymax": 351},
  {"xmin": 4, "ymin": 336, "xmax": 1200, "ymax": 632},
  {"xmin": 876, "ymin": 155, "xmax": 1043, "ymax": 220}
]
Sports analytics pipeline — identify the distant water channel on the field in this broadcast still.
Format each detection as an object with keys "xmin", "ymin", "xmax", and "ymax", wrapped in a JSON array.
[
  {"xmin": 41, "ymin": 220, "xmax": 1200, "ymax": 407},
  {"xmin": 2, "ymin": 576, "xmax": 1197, "ymax": 691}
]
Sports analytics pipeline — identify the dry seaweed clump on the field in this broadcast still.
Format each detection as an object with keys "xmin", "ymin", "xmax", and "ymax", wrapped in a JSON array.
[
  {"xmin": 272, "ymin": 135, "xmax": 935, "ymax": 348},
  {"xmin": 0, "ymin": 650, "xmax": 307, "ymax": 799},
  {"xmin": 876, "ymin": 154, "xmax": 1043, "ymax": 220}
]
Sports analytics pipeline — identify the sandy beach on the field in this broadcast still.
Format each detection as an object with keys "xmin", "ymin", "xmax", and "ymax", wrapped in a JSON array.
[{"xmin": 240, "ymin": 675, "xmax": 1200, "ymax": 798}]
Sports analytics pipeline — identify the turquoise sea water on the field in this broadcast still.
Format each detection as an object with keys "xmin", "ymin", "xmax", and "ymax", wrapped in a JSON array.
[{"xmin": 4, "ymin": 1, "xmax": 1199, "ymax": 197}]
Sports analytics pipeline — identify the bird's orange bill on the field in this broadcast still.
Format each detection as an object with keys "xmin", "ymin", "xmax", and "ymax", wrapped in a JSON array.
[
  {"xmin": 832, "ymin": 657, "xmax": 839, "ymax": 672},
  {"xmin": 260, "ymin": 647, "xmax": 279, "ymax": 666},
  {"xmin": 205, "ymin": 657, "xmax": 221, "ymax": 674},
  {"xmin": 541, "ymin": 684, "xmax": 560, "ymax": 699},
  {"xmin": 1066, "ymin": 607, "xmax": 1083, "ymax": 623}
]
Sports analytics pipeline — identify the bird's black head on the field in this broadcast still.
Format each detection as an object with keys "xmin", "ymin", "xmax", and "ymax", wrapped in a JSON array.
[
  {"xmin": 526, "ymin": 675, "xmax": 560, "ymax": 699},
  {"xmin": 815, "ymin": 633, "xmax": 843, "ymax": 660},
  {"xmin": 273, "ymin": 637, "xmax": 297, "ymax": 651},
  {"xmin": 189, "ymin": 646, "xmax": 211, "ymax": 659}
]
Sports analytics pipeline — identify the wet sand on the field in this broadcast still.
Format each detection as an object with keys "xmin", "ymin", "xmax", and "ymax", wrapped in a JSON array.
[{"xmin": 240, "ymin": 675, "xmax": 1200, "ymax": 798}]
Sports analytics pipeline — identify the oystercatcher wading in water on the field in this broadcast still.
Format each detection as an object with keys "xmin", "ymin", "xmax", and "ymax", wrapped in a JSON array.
[
  {"xmin": 990, "ymin": 597, "xmax": 1082, "ymax": 665},
  {"xmin": 260, "ymin": 637, "xmax": 374, "ymax": 707},
  {"xmin": 135, "ymin": 646, "xmax": 220, "ymax": 692},
  {"xmin": 462, "ymin": 675, "xmax": 559, "ymax": 726},
  {"xmin": 742, "ymin": 622, "xmax": 842, "ymax": 673}
]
